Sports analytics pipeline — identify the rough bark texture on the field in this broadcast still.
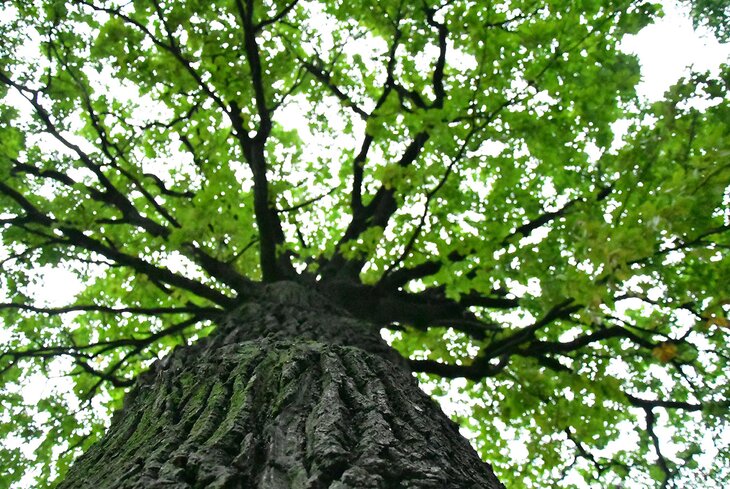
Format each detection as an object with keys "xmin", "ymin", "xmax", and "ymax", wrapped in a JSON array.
[{"xmin": 59, "ymin": 282, "xmax": 504, "ymax": 488}]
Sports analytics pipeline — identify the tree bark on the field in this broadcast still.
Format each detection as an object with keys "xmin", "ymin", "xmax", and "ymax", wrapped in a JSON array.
[{"xmin": 58, "ymin": 282, "xmax": 504, "ymax": 488}]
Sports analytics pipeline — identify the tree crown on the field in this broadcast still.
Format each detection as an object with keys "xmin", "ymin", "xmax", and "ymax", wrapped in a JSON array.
[{"xmin": 1, "ymin": 0, "xmax": 729, "ymax": 487}]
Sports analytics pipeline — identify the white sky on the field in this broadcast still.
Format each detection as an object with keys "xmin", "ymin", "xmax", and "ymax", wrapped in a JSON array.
[
  {"xmin": 2, "ymin": 1, "xmax": 729, "ymax": 487},
  {"xmin": 425, "ymin": 2, "xmax": 730, "ymax": 485},
  {"xmin": 14, "ymin": 1, "xmax": 730, "ymax": 307},
  {"xmin": 621, "ymin": 1, "xmax": 730, "ymax": 100}
]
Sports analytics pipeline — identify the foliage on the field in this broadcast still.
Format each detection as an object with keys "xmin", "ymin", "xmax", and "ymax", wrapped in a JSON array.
[
  {"xmin": 0, "ymin": 0, "xmax": 728, "ymax": 487},
  {"xmin": 679, "ymin": 0, "xmax": 730, "ymax": 41}
]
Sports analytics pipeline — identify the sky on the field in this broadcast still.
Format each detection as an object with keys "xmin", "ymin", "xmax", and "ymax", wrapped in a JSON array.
[
  {"xmin": 19, "ymin": 0, "xmax": 730, "ymax": 306},
  {"xmin": 2, "ymin": 0, "xmax": 730, "ymax": 487},
  {"xmin": 406, "ymin": 1, "xmax": 730, "ymax": 485},
  {"xmin": 621, "ymin": 1, "xmax": 729, "ymax": 100}
]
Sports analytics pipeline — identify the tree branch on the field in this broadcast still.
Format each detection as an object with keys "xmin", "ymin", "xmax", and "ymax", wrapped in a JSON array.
[
  {"xmin": 224, "ymin": 0, "xmax": 296, "ymax": 281},
  {"xmin": 299, "ymin": 59, "xmax": 369, "ymax": 119},
  {"xmin": 409, "ymin": 354, "xmax": 509, "ymax": 380},
  {"xmin": 256, "ymin": 0, "xmax": 300, "ymax": 31},
  {"xmin": 626, "ymin": 394, "xmax": 703, "ymax": 412},
  {"xmin": 81, "ymin": 0, "xmax": 229, "ymax": 114},
  {"xmin": 424, "ymin": 5, "xmax": 448, "ymax": 108}
]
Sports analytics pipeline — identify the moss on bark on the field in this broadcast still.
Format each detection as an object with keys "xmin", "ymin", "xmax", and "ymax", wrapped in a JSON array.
[{"xmin": 58, "ymin": 282, "xmax": 503, "ymax": 488}]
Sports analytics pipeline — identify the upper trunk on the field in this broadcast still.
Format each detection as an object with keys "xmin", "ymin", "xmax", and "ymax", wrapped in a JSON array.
[{"xmin": 58, "ymin": 282, "xmax": 504, "ymax": 488}]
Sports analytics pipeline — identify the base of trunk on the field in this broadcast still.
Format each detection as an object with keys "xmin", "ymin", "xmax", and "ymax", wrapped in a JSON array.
[{"xmin": 59, "ymin": 283, "xmax": 503, "ymax": 488}]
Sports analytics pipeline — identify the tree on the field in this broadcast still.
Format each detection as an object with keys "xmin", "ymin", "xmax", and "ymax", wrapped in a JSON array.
[{"xmin": 0, "ymin": 0, "xmax": 728, "ymax": 487}]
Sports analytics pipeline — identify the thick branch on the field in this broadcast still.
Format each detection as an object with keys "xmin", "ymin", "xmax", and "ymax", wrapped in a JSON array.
[
  {"xmin": 59, "ymin": 228, "xmax": 237, "ymax": 307},
  {"xmin": 320, "ymin": 282, "xmax": 501, "ymax": 340},
  {"xmin": 424, "ymin": 6, "xmax": 448, "ymax": 108},
  {"xmin": 0, "ymin": 303, "xmax": 219, "ymax": 316},
  {"xmin": 643, "ymin": 408, "xmax": 672, "ymax": 488},
  {"xmin": 234, "ymin": 0, "xmax": 272, "ymax": 140},
  {"xmin": 0, "ymin": 181, "xmax": 234, "ymax": 306},
  {"xmin": 626, "ymin": 394, "xmax": 703, "ymax": 412},
  {"xmin": 321, "ymin": 132, "xmax": 430, "ymax": 280},
  {"xmin": 521, "ymin": 324, "xmax": 655, "ymax": 357},
  {"xmin": 478, "ymin": 300, "xmax": 580, "ymax": 359},
  {"xmin": 183, "ymin": 244, "xmax": 256, "ymax": 293},
  {"xmin": 0, "ymin": 71, "xmax": 170, "ymax": 238},
  {"xmin": 410, "ymin": 355, "xmax": 509, "ymax": 380}
]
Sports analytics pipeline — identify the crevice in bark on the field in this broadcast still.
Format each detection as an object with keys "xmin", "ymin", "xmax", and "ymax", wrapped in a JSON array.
[{"xmin": 58, "ymin": 281, "xmax": 504, "ymax": 489}]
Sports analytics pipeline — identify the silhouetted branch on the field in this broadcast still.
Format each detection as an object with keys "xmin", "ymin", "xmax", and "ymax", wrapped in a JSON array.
[
  {"xmin": 256, "ymin": 0, "xmax": 300, "ymax": 31},
  {"xmin": 410, "ymin": 354, "xmax": 509, "ymax": 380},
  {"xmin": 0, "ymin": 303, "xmax": 219, "ymax": 317}
]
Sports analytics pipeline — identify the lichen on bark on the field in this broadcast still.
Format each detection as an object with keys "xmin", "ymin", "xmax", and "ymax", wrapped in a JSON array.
[{"xmin": 58, "ymin": 282, "xmax": 503, "ymax": 488}]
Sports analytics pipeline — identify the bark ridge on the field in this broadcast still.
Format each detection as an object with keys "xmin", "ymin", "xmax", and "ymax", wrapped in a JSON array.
[{"xmin": 59, "ymin": 284, "xmax": 504, "ymax": 488}]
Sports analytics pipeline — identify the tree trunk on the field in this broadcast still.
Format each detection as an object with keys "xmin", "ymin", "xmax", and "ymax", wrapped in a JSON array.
[{"xmin": 58, "ymin": 282, "xmax": 504, "ymax": 488}]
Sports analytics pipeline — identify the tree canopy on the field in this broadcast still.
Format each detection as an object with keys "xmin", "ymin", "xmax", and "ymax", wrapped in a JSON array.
[{"xmin": 0, "ymin": 0, "xmax": 728, "ymax": 487}]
